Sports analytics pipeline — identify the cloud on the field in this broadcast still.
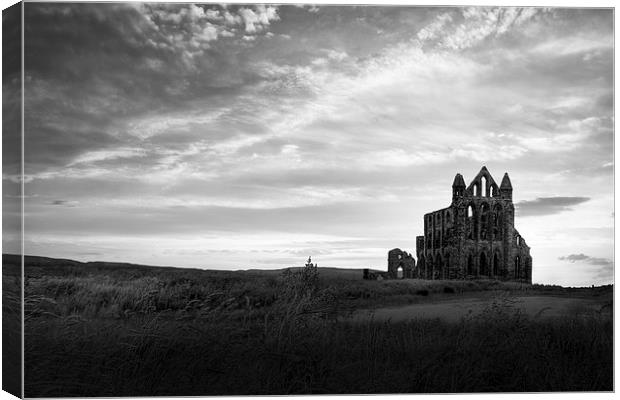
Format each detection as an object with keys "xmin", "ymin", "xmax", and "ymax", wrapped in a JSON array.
[
  {"xmin": 325, "ymin": 49, "xmax": 348, "ymax": 61},
  {"xmin": 50, "ymin": 200, "xmax": 79, "ymax": 207},
  {"xmin": 24, "ymin": 6, "xmax": 611, "ymax": 212},
  {"xmin": 515, "ymin": 197, "xmax": 590, "ymax": 217},
  {"xmin": 123, "ymin": 108, "xmax": 231, "ymax": 140},
  {"xmin": 558, "ymin": 253, "xmax": 613, "ymax": 280},
  {"xmin": 19, "ymin": 6, "xmax": 613, "ymax": 282},
  {"xmin": 417, "ymin": 7, "xmax": 545, "ymax": 50},
  {"xmin": 134, "ymin": 4, "xmax": 280, "ymax": 66},
  {"xmin": 68, "ymin": 148, "xmax": 147, "ymax": 166},
  {"xmin": 237, "ymin": 5, "xmax": 279, "ymax": 33},
  {"xmin": 530, "ymin": 33, "xmax": 613, "ymax": 57},
  {"xmin": 416, "ymin": 12, "xmax": 453, "ymax": 41},
  {"xmin": 558, "ymin": 253, "xmax": 610, "ymax": 265}
]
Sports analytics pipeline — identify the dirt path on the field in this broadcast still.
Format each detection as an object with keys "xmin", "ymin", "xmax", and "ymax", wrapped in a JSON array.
[{"xmin": 350, "ymin": 295, "xmax": 612, "ymax": 323}]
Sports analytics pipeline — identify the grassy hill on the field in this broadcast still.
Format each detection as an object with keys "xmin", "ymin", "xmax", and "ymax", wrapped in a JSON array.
[
  {"xmin": 3, "ymin": 254, "xmax": 613, "ymax": 396},
  {"xmin": 5, "ymin": 254, "xmax": 376, "ymax": 280}
]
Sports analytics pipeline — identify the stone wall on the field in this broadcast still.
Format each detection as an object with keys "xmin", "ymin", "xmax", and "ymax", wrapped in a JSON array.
[
  {"xmin": 413, "ymin": 167, "xmax": 532, "ymax": 283},
  {"xmin": 387, "ymin": 248, "xmax": 416, "ymax": 279}
]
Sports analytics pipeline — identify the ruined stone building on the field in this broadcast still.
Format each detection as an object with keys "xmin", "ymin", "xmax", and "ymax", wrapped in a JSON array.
[
  {"xmin": 407, "ymin": 166, "xmax": 532, "ymax": 282},
  {"xmin": 386, "ymin": 248, "xmax": 415, "ymax": 279}
]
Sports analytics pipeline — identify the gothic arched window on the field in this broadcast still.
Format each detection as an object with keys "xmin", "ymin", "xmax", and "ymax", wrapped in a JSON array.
[
  {"xmin": 427, "ymin": 255, "xmax": 433, "ymax": 280},
  {"xmin": 480, "ymin": 203, "xmax": 490, "ymax": 240},
  {"xmin": 467, "ymin": 204, "xmax": 476, "ymax": 240},
  {"xmin": 493, "ymin": 204, "xmax": 502, "ymax": 240},
  {"xmin": 467, "ymin": 254, "xmax": 474, "ymax": 276},
  {"xmin": 435, "ymin": 254, "xmax": 443, "ymax": 280},
  {"xmin": 479, "ymin": 252, "xmax": 488, "ymax": 276}
]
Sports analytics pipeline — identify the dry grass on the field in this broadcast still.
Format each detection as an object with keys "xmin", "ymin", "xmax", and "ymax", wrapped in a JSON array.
[
  {"xmin": 8, "ymin": 256, "xmax": 613, "ymax": 396},
  {"xmin": 3, "ymin": 260, "xmax": 22, "ymax": 397}
]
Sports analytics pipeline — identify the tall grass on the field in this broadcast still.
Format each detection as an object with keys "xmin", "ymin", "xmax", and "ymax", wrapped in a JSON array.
[
  {"xmin": 19, "ymin": 259, "xmax": 613, "ymax": 396},
  {"xmin": 25, "ymin": 304, "xmax": 612, "ymax": 396},
  {"xmin": 3, "ymin": 259, "xmax": 22, "ymax": 397}
]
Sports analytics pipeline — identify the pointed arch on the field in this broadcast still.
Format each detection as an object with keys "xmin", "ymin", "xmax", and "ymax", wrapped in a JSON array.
[
  {"xmin": 467, "ymin": 167, "xmax": 498, "ymax": 200},
  {"xmin": 480, "ymin": 202, "xmax": 490, "ymax": 240},
  {"xmin": 525, "ymin": 257, "xmax": 532, "ymax": 281},
  {"xmin": 467, "ymin": 203, "xmax": 477, "ymax": 240},
  {"xmin": 435, "ymin": 254, "xmax": 443, "ymax": 280},
  {"xmin": 467, "ymin": 253, "xmax": 475, "ymax": 277},
  {"xmin": 493, "ymin": 204, "xmax": 503, "ymax": 240},
  {"xmin": 493, "ymin": 251, "xmax": 501, "ymax": 277},
  {"xmin": 427, "ymin": 254, "xmax": 434, "ymax": 280},
  {"xmin": 445, "ymin": 209, "xmax": 453, "ymax": 230},
  {"xmin": 479, "ymin": 252, "xmax": 488, "ymax": 276}
]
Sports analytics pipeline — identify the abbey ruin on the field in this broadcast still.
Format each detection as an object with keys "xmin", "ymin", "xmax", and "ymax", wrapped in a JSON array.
[{"xmin": 385, "ymin": 167, "xmax": 532, "ymax": 283}]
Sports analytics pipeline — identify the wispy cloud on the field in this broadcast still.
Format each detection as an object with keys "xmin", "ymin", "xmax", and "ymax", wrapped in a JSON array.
[
  {"xmin": 515, "ymin": 197, "xmax": 590, "ymax": 217},
  {"xmin": 50, "ymin": 200, "xmax": 79, "ymax": 207},
  {"xmin": 558, "ymin": 253, "xmax": 613, "ymax": 280},
  {"xmin": 17, "ymin": 5, "xmax": 613, "ymax": 285},
  {"xmin": 558, "ymin": 253, "xmax": 611, "ymax": 265},
  {"xmin": 68, "ymin": 148, "xmax": 147, "ymax": 166},
  {"xmin": 417, "ymin": 7, "xmax": 544, "ymax": 50}
]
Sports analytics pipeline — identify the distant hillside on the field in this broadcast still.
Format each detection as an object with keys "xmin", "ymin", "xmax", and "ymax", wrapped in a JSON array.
[
  {"xmin": 4, "ymin": 254, "xmax": 376, "ymax": 281},
  {"xmin": 245, "ymin": 266, "xmax": 383, "ymax": 280}
]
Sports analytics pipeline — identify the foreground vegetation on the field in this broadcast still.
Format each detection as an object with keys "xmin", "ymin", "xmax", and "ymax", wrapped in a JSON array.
[{"xmin": 4, "ymin": 255, "xmax": 613, "ymax": 396}]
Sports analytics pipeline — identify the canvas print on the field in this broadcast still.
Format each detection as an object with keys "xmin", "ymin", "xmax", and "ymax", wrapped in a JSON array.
[{"xmin": 2, "ymin": 2, "xmax": 614, "ymax": 397}]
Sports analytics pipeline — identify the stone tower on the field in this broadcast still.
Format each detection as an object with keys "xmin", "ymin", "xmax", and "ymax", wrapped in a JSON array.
[{"xmin": 415, "ymin": 166, "xmax": 532, "ymax": 282}]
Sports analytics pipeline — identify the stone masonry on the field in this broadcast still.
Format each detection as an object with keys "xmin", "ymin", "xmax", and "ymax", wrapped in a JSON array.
[
  {"xmin": 411, "ymin": 166, "xmax": 532, "ymax": 282},
  {"xmin": 386, "ymin": 248, "xmax": 416, "ymax": 279}
]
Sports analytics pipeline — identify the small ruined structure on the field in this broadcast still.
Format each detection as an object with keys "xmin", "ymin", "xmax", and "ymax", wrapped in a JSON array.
[
  {"xmin": 415, "ymin": 166, "xmax": 532, "ymax": 282},
  {"xmin": 387, "ymin": 248, "xmax": 416, "ymax": 279},
  {"xmin": 363, "ymin": 269, "xmax": 389, "ymax": 280}
]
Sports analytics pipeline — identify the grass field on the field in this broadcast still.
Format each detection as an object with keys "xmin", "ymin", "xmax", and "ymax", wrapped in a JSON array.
[{"xmin": 4, "ymin": 254, "xmax": 613, "ymax": 396}]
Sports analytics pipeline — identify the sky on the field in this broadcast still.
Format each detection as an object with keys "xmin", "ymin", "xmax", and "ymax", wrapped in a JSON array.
[{"xmin": 3, "ymin": 3, "xmax": 614, "ymax": 286}]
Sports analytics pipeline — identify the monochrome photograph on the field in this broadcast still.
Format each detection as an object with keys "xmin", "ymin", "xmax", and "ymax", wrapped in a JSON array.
[{"xmin": 2, "ymin": 2, "xmax": 613, "ymax": 397}]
